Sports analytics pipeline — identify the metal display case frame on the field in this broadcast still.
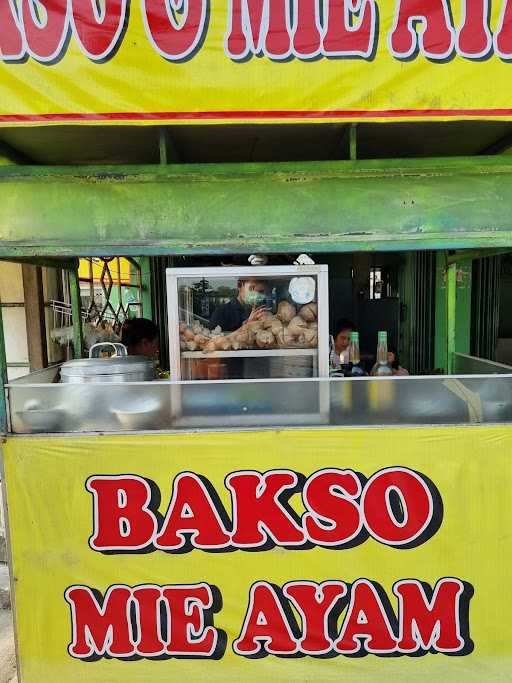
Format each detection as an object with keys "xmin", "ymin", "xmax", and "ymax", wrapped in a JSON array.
[{"xmin": 166, "ymin": 265, "xmax": 330, "ymax": 381}]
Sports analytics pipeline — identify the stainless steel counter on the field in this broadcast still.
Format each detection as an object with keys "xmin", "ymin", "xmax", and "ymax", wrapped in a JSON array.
[{"xmin": 6, "ymin": 372, "xmax": 512, "ymax": 434}]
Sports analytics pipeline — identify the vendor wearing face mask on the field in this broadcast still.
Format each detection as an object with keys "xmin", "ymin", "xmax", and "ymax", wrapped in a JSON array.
[{"xmin": 209, "ymin": 278, "xmax": 269, "ymax": 333}]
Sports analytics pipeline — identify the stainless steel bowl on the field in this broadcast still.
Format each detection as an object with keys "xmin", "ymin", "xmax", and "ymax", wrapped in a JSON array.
[
  {"xmin": 15, "ymin": 407, "xmax": 66, "ymax": 433},
  {"xmin": 112, "ymin": 396, "xmax": 164, "ymax": 430}
]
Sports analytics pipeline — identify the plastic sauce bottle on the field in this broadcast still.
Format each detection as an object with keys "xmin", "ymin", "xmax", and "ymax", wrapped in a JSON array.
[
  {"xmin": 368, "ymin": 330, "xmax": 395, "ymax": 418},
  {"xmin": 339, "ymin": 347, "xmax": 351, "ymax": 376},
  {"xmin": 371, "ymin": 331, "xmax": 393, "ymax": 376},
  {"xmin": 348, "ymin": 331, "xmax": 366, "ymax": 377}
]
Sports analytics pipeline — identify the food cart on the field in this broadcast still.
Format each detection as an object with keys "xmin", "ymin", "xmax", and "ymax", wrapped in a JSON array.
[{"xmin": 1, "ymin": 1, "xmax": 512, "ymax": 680}]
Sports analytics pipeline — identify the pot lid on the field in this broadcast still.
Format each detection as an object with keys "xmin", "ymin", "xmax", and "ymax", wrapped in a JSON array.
[{"xmin": 60, "ymin": 355, "xmax": 153, "ymax": 376}]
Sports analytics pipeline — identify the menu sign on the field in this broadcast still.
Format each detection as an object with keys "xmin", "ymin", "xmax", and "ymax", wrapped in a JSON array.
[
  {"xmin": 1, "ymin": 0, "xmax": 512, "ymax": 124},
  {"xmin": 3, "ymin": 426, "xmax": 510, "ymax": 680},
  {"xmin": 66, "ymin": 467, "xmax": 469, "ymax": 660}
]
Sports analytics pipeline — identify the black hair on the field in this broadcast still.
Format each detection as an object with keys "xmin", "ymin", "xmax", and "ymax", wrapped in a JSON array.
[
  {"xmin": 121, "ymin": 318, "xmax": 158, "ymax": 348},
  {"xmin": 388, "ymin": 345, "xmax": 400, "ymax": 370},
  {"xmin": 236, "ymin": 278, "xmax": 267, "ymax": 289},
  {"xmin": 332, "ymin": 318, "xmax": 355, "ymax": 338}
]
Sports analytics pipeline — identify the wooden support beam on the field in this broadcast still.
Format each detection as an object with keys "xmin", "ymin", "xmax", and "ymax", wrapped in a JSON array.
[
  {"xmin": 479, "ymin": 131, "xmax": 512, "ymax": 156},
  {"xmin": 447, "ymin": 248, "xmax": 512, "ymax": 264},
  {"xmin": 349, "ymin": 124, "xmax": 358, "ymax": 161},
  {"xmin": 2, "ymin": 157, "xmax": 512, "ymax": 256},
  {"xmin": 158, "ymin": 127, "xmax": 169, "ymax": 165},
  {"xmin": 0, "ymin": 257, "xmax": 76, "ymax": 270},
  {"xmin": 22, "ymin": 264, "xmax": 48, "ymax": 371},
  {"xmin": 0, "ymin": 140, "xmax": 31, "ymax": 165},
  {"xmin": 0, "ymin": 303, "xmax": 8, "ymax": 433},
  {"xmin": 139, "ymin": 257, "xmax": 153, "ymax": 319},
  {"xmin": 69, "ymin": 267, "xmax": 84, "ymax": 359},
  {"xmin": 159, "ymin": 127, "xmax": 180, "ymax": 164},
  {"xmin": 446, "ymin": 261, "xmax": 457, "ymax": 374}
]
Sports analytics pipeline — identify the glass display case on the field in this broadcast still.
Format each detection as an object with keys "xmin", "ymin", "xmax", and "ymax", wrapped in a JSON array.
[{"xmin": 166, "ymin": 265, "xmax": 329, "ymax": 380}]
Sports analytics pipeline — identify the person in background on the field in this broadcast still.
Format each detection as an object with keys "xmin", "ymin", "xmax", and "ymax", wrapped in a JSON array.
[
  {"xmin": 329, "ymin": 318, "xmax": 355, "ymax": 371},
  {"xmin": 209, "ymin": 278, "xmax": 269, "ymax": 332},
  {"xmin": 121, "ymin": 317, "xmax": 159, "ymax": 359},
  {"xmin": 388, "ymin": 346, "xmax": 409, "ymax": 376}
]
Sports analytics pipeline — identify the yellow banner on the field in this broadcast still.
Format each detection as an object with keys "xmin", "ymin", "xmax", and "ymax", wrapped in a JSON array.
[
  {"xmin": 2, "ymin": 0, "xmax": 512, "ymax": 124},
  {"xmin": 3, "ymin": 426, "xmax": 512, "ymax": 681}
]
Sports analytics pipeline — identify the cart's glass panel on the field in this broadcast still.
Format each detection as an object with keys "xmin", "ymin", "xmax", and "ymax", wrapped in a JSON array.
[
  {"xmin": 176, "ymin": 274, "xmax": 320, "ymax": 380},
  {"xmin": 7, "ymin": 375, "xmax": 512, "ymax": 433}
]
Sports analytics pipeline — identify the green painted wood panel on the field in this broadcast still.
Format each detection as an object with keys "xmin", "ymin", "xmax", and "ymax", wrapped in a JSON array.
[
  {"xmin": 0, "ymin": 303, "xmax": 7, "ymax": 433},
  {"xmin": 1, "ymin": 157, "xmax": 512, "ymax": 256},
  {"xmin": 69, "ymin": 266, "xmax": 84, "ymax": 359},
  {"xmin": 139, "ymin": 257, "xmax": 153, "ymax": 320},
  {"xmin": 434, "ymin": 254, "xmax": 472, "ymax": 372}
]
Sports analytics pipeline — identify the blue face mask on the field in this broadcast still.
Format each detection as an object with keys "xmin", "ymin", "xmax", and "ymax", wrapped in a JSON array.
[{"xmin": 244, "ymin": 290, "xmax": 266, "ymax": 307}]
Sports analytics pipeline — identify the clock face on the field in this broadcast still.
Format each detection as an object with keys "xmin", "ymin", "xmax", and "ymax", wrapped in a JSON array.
[{"xmin": 289, "ymin": 276, "xmax": 316, "ymax": 304}]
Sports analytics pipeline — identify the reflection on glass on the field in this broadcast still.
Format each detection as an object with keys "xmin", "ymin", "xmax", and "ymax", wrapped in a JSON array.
[
  {"xmin": 177, "ymin": 275, "xmax": 319, "ymax": 380},
  {"xmin": 7, "ymin": 375, "xmax": 512, "ymax": 434}
]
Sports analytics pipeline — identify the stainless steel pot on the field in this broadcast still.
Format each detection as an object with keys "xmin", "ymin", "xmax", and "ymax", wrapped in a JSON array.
[{"xmin": 60, "ymin": 342, "xmax": 154, "ymax": 384}]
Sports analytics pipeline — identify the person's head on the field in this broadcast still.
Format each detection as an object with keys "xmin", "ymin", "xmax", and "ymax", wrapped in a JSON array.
[
  {"xmin": 387, "ymin": 346, "xmax": 400, "ymax": 370},
  {"xmin": 237, "ymin": 278, "xmax": 268, "ymax": 307},
  {"xmin": 333, "ymin": 318, "xmax": 355, "ymax": 353},
  {"xmin": 121, "ymin": 317, "xmax": 159, "ymax": 359}
]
